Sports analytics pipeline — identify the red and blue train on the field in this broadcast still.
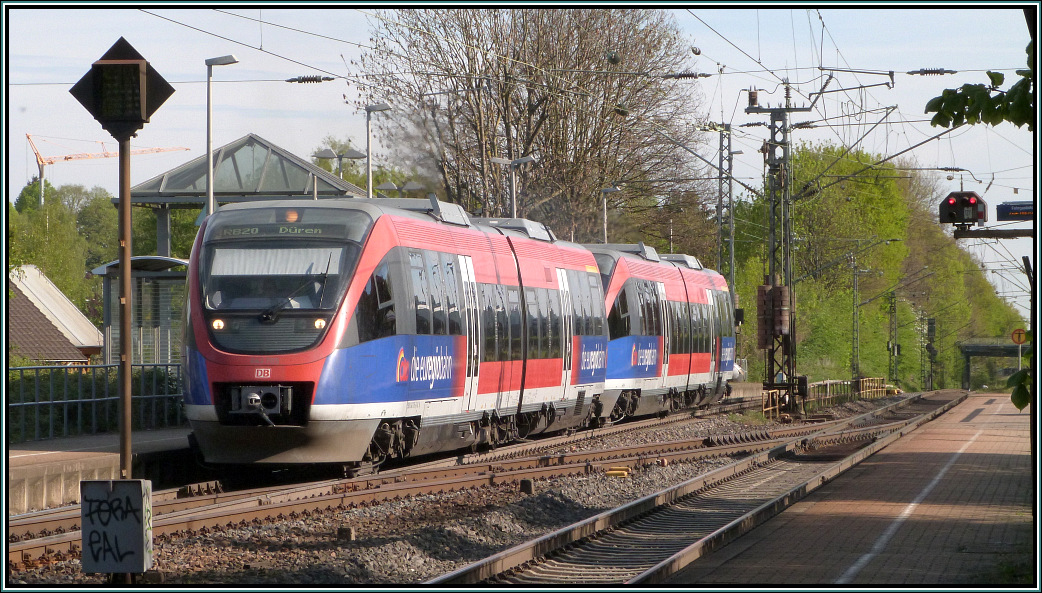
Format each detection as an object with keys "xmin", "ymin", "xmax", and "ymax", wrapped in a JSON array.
[{"xmin": 182, "ymin": 197, "xmax": 736, "ymax": 474}]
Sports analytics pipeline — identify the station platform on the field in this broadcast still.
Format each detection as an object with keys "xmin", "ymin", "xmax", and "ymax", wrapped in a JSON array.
[
  {"xmin": 7, "ymin": 427, "xmax": 194, "ymax": 515},
  {"xmin": 668, "ymin": 391, "xmax": 1037, "ymax": 586}
]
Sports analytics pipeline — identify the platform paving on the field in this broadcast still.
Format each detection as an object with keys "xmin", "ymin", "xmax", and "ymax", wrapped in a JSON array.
[
  {"xmin": 668, "ymin": 392, "xmax": 1036, "ymax": 586},
  {"xmin": 7, "ymin": 427, "xmax": 193, "ymax": 514}
]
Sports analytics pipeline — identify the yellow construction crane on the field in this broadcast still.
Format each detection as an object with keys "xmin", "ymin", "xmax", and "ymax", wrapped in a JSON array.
[{"xmin": 26, "ymin": 134, "xmax": 189, "ymax": 206}]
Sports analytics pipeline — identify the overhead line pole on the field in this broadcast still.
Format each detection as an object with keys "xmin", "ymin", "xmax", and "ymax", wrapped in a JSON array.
[{"xmin": 746, "ymin": 80, "xmax": 814, "ymax": 411}]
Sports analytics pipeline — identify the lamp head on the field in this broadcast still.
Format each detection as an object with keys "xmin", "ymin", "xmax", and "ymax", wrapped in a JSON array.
[{"xmin": 205, "ymin": 55, "xmax": 239, "ymax": 67}]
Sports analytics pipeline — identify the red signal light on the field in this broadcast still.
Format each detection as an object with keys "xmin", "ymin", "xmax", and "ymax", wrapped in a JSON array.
[
  {"xmin": 947, "ymin": 197, "xmax": 956, "ymax": 205},
  {"xmin": 967, "ymin": 196, "xmax": 977, "ymax": 205}
]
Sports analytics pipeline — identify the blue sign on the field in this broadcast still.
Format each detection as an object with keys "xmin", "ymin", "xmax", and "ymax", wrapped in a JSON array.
[{"xmin": 606, "ymin": 336, "xmax": 662, "ymax": 380}]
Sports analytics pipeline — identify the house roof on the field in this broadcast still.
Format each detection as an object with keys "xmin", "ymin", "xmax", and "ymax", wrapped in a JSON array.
[
  {"xmin": 8, "ymin": 265, "xmax": 103, "ymax": 352},
  {"xmin": 125, "ymin": 133, "xmax": 366, "ymax": 208},
  {"xmin": 7, "ymin": 282, "xmax": 89, "ymax": 364}
]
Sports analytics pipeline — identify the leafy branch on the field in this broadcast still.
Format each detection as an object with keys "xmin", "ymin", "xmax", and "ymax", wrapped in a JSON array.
[{"xmin": 925, "ymin": 41, "xmax": 1035, "ymax": 131}]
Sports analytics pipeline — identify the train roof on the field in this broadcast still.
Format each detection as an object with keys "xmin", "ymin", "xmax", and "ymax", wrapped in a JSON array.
[
  {"xmin": 215, "ymin": 196, "xmax": 473, "ymax": 227},
  {"xmin": 471, "ymin": 217, "xmax": 557, "ymax": 242},
  {"xmin": 659, "ymin": 253, "xmax": 704, "ymax": 270},
  {"xmin": 584, "ymin": 243, "xmax": 660, "ymax": 262}
]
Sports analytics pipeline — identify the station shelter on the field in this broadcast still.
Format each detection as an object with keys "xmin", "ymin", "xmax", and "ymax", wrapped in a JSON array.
[
  {"xmin": 94, "ymin": 133, "xmax": 365, "ymax": 364},
  {"xmin": 125, "ymin": 133, "xmax": 365, "ymax": 256}
]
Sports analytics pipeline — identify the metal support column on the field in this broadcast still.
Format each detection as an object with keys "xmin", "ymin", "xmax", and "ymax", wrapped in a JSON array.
[
  {"xmin": 852, "ymin": 255, "xmax": 860, "ymax": 382},
  {"xmin": 888, "ymin": 292, "xmax": 898, "ymax": 383}
]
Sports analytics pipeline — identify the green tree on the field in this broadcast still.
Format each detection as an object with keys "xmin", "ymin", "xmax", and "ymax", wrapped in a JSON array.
[
  {"xmin": 730, "ymin": 143, "xmax": 1022, "ymax": 393},
  {"xmin": 14, "ymin": 176, "xmax": 57, "ymax": 213},
  {"xmin": 76, "ymin": 192, "xmax": 119, "ymax": 271},
  {"xmin": 8, "ymin": 198, "xmax": 90, "ymax": 308}
]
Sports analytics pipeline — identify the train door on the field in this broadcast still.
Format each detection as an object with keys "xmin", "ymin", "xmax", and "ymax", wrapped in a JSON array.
[
  {"xmin": 706, "ymin": 288, "xmax": 719, "ymax": 373},
  {"xmin": 458, "ymin": 255, "xmax": 481, "ymax": 411},
  {"xmin": 556, "ymin": 269, "xmax": 573, "ymax": 390},
  {"xmin": 657, "ymin": 281, "xmax": 669, "ymax": 382}
]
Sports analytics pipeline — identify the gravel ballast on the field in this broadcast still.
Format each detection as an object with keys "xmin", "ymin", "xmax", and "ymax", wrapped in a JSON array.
[{"xmin": 11, "ymin": 400, "xmax": 897, "ymax": 585}]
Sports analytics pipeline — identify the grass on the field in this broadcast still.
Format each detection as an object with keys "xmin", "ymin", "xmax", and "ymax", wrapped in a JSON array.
[{"xmin": 727, "ymin": 411, "xmax": 769, "ymax": 426}]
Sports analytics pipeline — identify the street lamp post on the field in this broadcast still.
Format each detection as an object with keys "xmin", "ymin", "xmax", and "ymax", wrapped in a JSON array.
[
  {"xmin": 491, "ymin": 155, "xmax": 537, "ymax": 218},
  {"xmin": 601, "ymin": 186, "xmax": 621, "ymax": 243},
  {"xmin": 312, "ymin": 147, "xmax": 366, "ymax": 180},
  {"xmin": 205, "ymin": 55, "xmax": 238, "ymax": 217},
  {"xmin": 365, "ymin": 103, "xmax": 391, "ymax": 200}
]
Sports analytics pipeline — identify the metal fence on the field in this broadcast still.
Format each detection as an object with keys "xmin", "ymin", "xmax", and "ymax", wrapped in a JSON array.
[
  {"xmin": 7, "ymin": 363, "xmax": 185, "ymax": 443},
  {"xmin": 767, "ymin": 377, "xmax": 893, "ymax": 417}
]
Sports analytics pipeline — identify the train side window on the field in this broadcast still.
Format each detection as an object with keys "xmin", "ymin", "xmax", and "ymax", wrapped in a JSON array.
[
  {"xmin": 679, "ymin": 301, "xmax": 689, "ymax": 354},
  {"xmin": 698, "ymin": 303, "xmax": 709, "ymax": 352},
  {"xmin": 649, "ymin": 282, "xmax": 662, "ymax": 336},
  {"xmin": 355, "ymin": 262, "xmax": 396, "ymax": 343},
  {"xmin": 442, "ymin": 253, "xmax": 463, "ymax": 336},
  {"xmin": 690, "ymin": 302, "xmax": 700, "ymax": 353},
  {"xmin": 574, "ymin": 270, "xmax": 594, "ymax": 336},
  {"xmin": 495, "ymin": 286, "xmax": 509, "ymax": 362},
  {"xmin": 409, "ymin": 251, "xmax": 431, "ymax": 335},
  {"xmin": 425, "ymin": 251, "xmax": 447, "ymax": 335},
  {"xmin": 607, "ymin": 289, "xmax": 625, "ymax": 340},
  {"xmin": 480, "ymin": 284, "xmax": 497, "ymax": 362},
  {"xmin": 538, "ymin": 289, "xmax": 551, "ymax": 358},
  {"xmin": 548, "ymin": 287, "xmax": 562, "ymax": 358},
  {"xmin": 681, "ymin": 302, "xmax": 692, "ymax": 354},
  {"xmin": 588, "ymin": 274, "xmax": 604, "ymax": 336},
  {"xmin": 677, "ymin": 301, "xmax": 686, "ymax": 353},
  {"xmin": 507, "ymin": 288, "xmax": 522, "ymax": 360},
  {"xmin": 669, "ymin": 301, "xmax": 678, "ymax": 353},
  {"xmin": 635, "ymin": 281, "xmax": 648, "ymax": 335},
  {"xmin": 525, "ymin": 288, "xmax": 540, "ymax": 359}
]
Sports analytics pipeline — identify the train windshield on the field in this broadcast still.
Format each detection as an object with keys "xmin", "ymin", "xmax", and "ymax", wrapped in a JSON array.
[{"xmin": 199, "ymin": 206, "xmax": 373, "ymax": 312}]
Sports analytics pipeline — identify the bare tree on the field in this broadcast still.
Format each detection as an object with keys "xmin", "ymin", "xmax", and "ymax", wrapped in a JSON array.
[{"xmin": 355, "ymin": 8, "xmax": 713, "ymax": 244}]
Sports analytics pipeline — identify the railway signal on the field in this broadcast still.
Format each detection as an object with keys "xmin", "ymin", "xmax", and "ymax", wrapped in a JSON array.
[{"xmin": 938, "ymin": 191, "xmax": 987, "ymax": 227}]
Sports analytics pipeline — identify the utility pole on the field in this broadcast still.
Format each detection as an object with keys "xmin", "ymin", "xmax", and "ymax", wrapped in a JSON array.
[
  {"xmin": 717, "ymin": 127, "xmax": 725, "ymax": 270},
  {"xmin": 926, "ymin": 317, "xmax": 936, "ymax": 390},
  {"xmin": 852, "ymin": 255, "xmax": 861, "ymax": 382},
  {"xmin": 888, "ymin": 291, "xmax": 898, "ymax": 384},
  {"xmin": 747, "ymin": 81, "xmax": 814, "ymax": 410},
  {"xmin": 716, "ymin": 123, "xmax": 738, "ymax": 296}
]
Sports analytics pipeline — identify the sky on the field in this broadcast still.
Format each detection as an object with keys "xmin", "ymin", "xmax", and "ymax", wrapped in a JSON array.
[{"xmin": 4, "ymin": 5, "xmax": 1036, "ymax": 320}]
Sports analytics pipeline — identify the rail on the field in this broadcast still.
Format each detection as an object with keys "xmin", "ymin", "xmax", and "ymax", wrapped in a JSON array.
[{"xmin": 6, "ymin": 363, "xmax": 185, "ymax": 443}]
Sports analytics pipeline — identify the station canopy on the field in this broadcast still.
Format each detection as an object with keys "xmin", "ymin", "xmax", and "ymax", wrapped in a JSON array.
[{"xmin": 128, "ymin": 133, "xmax": 365, "ymax": 208}]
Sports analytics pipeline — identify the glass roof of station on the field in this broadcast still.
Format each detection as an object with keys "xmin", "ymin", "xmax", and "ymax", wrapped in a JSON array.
[{"xmin": 129, "ymin": 134, "xmax": 365, "ymax": 206}]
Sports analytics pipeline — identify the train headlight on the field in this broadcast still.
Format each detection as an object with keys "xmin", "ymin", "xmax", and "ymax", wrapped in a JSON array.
[
  {"xmin": 314, "ymin": 318, "xmax": 327, "ymax": 330},
  {"xmin": 212, "ymin": 319, "xmax": 225, "ymax": 330}
]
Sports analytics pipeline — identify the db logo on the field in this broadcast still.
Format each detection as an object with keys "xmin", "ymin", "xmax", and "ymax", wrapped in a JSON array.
[{"xmin": 255, "ymin": 368, "xmax": 271, "ymax": 379}]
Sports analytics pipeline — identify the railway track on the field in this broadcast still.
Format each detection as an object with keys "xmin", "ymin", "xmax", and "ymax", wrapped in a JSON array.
[
  {"xmin": 428, "ymin": 391, "xmax": 965, "ymax": 585},
  {"xmin": 7, "ymin": 393, "xmax": 928, "ymax": 573}
]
